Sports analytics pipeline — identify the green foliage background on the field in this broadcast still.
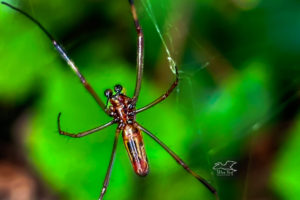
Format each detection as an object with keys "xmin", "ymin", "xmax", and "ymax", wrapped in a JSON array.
[{"xmin": 0, "ymin": 0, "xmax": 300, "ymax": 199}]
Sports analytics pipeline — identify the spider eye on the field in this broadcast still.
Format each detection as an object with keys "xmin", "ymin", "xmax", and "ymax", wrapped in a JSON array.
[
  {"xmin": 104, "ymin": 89, "xmax": 113, "ymax": 98},
  {"xmin": 114, "ymin": 84, "xmax": 123, "ymax": 93}
]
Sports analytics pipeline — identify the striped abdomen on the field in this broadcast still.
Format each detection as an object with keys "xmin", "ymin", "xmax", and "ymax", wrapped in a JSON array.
[{"xmin": 122, "ymin": 124, "xmax": 149, "ymax": 176}]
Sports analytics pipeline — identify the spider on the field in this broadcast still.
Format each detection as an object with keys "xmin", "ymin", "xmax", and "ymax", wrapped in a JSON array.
[{"xmin": 2, "ymin": 1, "xmax": 218, "ymax": 200}]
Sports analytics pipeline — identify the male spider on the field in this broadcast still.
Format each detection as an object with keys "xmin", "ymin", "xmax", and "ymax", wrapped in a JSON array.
[{"xmin": 2, "ymin": 1, "xmax": 218, "ymax": 199}]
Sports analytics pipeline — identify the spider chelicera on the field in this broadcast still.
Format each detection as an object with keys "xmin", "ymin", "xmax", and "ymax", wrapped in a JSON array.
[{"xmin": 2, "ymin": 1, "xmax": 218, "ymax": 199}]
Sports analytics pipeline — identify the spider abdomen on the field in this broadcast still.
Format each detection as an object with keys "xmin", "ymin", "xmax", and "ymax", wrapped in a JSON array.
[{"xmin": 122, "ymin": 123, "xmax": 149, "ymax": 176}]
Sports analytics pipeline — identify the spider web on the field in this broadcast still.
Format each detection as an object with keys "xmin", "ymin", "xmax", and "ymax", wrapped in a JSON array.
[{"xmin": 141, "ymin": 0, "xmax": 177, "ymax": 74}]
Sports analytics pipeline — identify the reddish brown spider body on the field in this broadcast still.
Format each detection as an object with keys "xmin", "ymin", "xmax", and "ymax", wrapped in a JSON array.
[
  {"xmin": 123, "ymin": 123, "xmax": 149, "ymax": 176},
  {"xmin": 2, "ymin": 1, "xmax": 219, "ymax": 200},
  {"xmin": 107, "ymin": 90, "xmax": 149, "ymax": 176}
]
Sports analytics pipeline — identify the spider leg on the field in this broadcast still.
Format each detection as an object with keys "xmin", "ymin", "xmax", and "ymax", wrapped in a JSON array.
[
  {"xmin": 129, "ymin": 0, "xmax": 144, "ymax": 104},
  {"xmin": 136, "ymin": 66, "xmax": 179, "ymax": 113},
  {"xmin": 58, "ymin": 113, "xmax": 116, "ymax": 138},
  {"xmin": 99, "ymin": 128, "xmax": 121, "ymax": 200},
  {"xmin": 138, "ymin": 124, "xmax": 219, "ymax": 199},
  {"xmin": 1, "ymin": 2, "xmax": 108, "ymax": 114}
]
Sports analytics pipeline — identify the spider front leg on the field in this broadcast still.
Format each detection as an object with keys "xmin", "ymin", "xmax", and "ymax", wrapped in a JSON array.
[
  {"xmin": 53, "ymin": 42, "xmax": 108, "ymax": 113},
  {"xmin": 136, "ymin": 66, "xmax": 179, "ymax": 113},
  {"xmin": 129, "ymin": 0, "xmax": 144, "ymax": 104},
  {"xmin": 57, "ymin": 113, "xmax": 116, "ymax": 138},
  {"xmin": 1, "ymin": 2, "xmax": 109, "ymax": 115},
  {"xmin": 138, "ymin": 124, "xmax": 219, "ymax": 199}
]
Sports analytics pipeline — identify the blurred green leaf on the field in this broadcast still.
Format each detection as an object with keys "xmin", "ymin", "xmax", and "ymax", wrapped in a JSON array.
[
  {"xmin": 198, "ymin": 61, "xmax": 272, "ymax": 152},
  {"xmin": 272, "ymin": 115, "xmax": 300, "ymax": 200}
]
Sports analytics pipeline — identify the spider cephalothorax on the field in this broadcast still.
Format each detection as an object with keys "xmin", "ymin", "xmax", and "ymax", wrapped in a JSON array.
[{"xmin": 104, "ymin": 84, "xmax": 136, "ymax": 126}]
